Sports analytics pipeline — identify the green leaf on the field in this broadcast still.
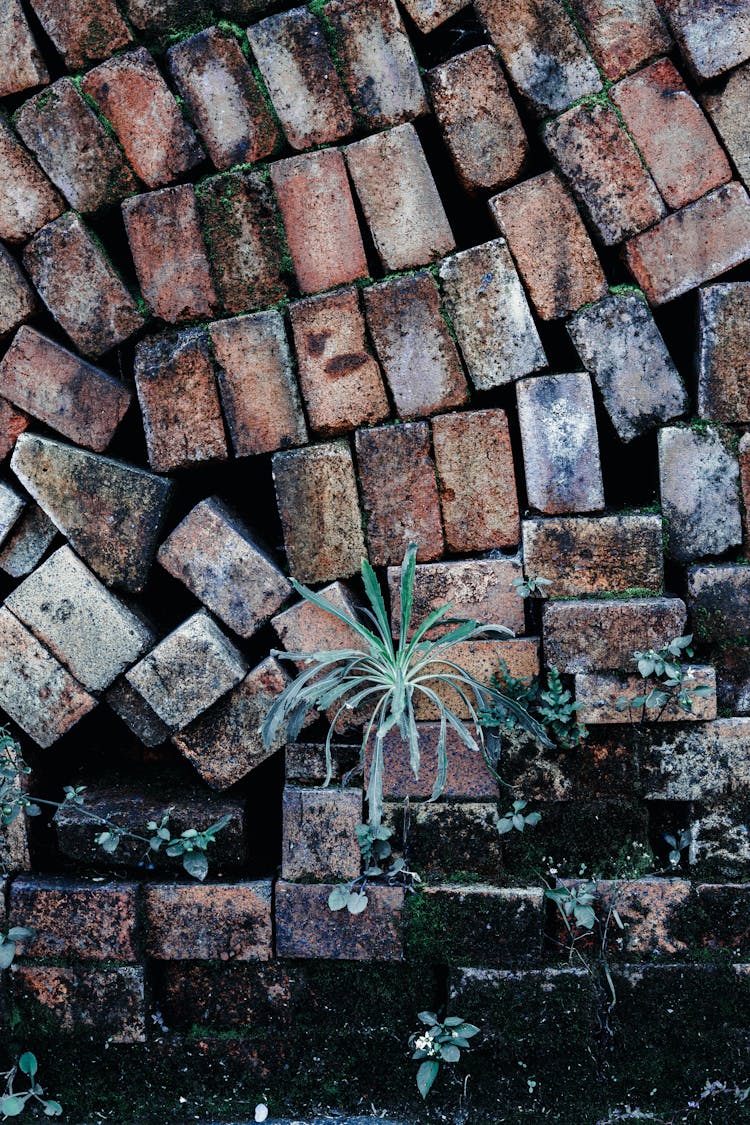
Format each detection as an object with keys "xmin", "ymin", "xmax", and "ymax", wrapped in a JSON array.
[
  {"xmin": 44, "ymin": 1102, "xmax": 63, "ymax": 1117},
  {"xmin": 328, "ymin": 886, "xmax": 350, "ymax": 911},
  {"xmin": 19, "ymin": 1052, "xmax": 37, "ymax": 1077},
  {"xmin": 0, "ymin": 941, "xmax": 16, "ymax": 969},
  {"xmin": 399, "ymin": 543, "xmax": 418, "ymax": 644},
  {"xmin": 418, "ymin": 1011, "xmax": 438, "ymax": 1025},
  {"xmin": 440, "ymin": 1044, "xmax": 460, "ymax": 1063},
  {"xmin": 182, "ymin": 851, "xmax": 208, "ymax": 881},
  {"xmin": 346, "ymin": 891, "xmax": 368, "ymax": 914},
  {"xmin": 455, "ymin": 1022, "xmax": 480, "ymax": 1037},
  {"xmin": 1, "ymin": 1095, "xmax": 25, "ymax": 1116},
  {"xmin": 525, "ymin": 812, "xmax": 541, "ymax": 827},
  {"xmin": 416, "ymin": 1059, "xmax": 440, "ymax": 1100}
]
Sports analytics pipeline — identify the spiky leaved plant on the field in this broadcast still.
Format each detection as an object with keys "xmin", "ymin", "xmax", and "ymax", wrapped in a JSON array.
[{"xmin": 262, "ymin": 544, "xmax": 551, "ymax": 827}]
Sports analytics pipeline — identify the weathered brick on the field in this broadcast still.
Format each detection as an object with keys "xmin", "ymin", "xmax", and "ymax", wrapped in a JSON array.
[
  {"xmin": 355, "ymin": 422, "xmax": 444, "ymax": 565},
  {"xmin": 432, "ymin": 409, "xmax": 519, "ymax": 553},
  {"xmin": 698, "ymin": 283, "xmax": 750, "ymax": 422},
  {"xmin": 247, "ymin": 8, "xmax": 355, "ymax": 149},
  {"xmin": 0, "ymin": 772, "xmax": 30, "ymax": 873},
  {"xmin": 168, "ymin": 27, "xmax": 279, "ymax": 171},
  {"xmin": 574, "ymin": 666, "xmax": 717, "ymax": 722},
  {"xmin": 10, "ymin": 433, "xmax": 173, "ymax": 593},
  {"xmin": 289, "ymin": 287, "xmax": 389, "ymax": 436},
  {"xmin": 198, "ymin": 170, "xmax": 286, "ymax": 314},
  {"xmin": 688, "ymin": 801, "xmax": 750, "ymax": 878},
  {"xmin": 0, "ymin": 245, "xmax": 36, "ymax": 339},
  {"xmin": 568, "ymin": 0, "xmax": 672, "ymax": 80},
  {"xmin": 0, "ymin": 0, "xmax": 47, "ymax": 96},
  {"xmin": 275, "ymin": 881, "xmax": 404, "ymax": 960},
  {"xmin": 31, "ymin": 0, "xmax": 131, "ymax": 68},
  {"xmin": 398, "ymin": 0, "xmax": 464, "ymax": 33},
  {"xmin": 640, "ymin": 719, "xmax": 750, "ymax": 800},
  {"xmin": 658, "ymin": 425, "xmax": 742, "ymax": 560},
  {"xmin": 624, "ymin": 182, "xmax": 750, "ymax": 304},
  {"xmin": 345, "ymin": 124, "xmax": 455, "ymax": 270},
  {"xmin": 105, "ymin": 677, "xmax": 170, "ymax": 746},
  {"xmin": 567, "ymin": 292, "xmax": 687, "ymax": 441},
  {"xmin": 14, "ymin": 79, "xmax": 136, "ymax": 212},
  {"xmin": 407, "ymin": 885, "xmax": 544, "ymax": 966},
  {"xmin": 5, "ymin": 545, "xmax": 153, "ymax": 693},
  {"xmin": 0, "ymin": 113, "xmax": 63, "ymax": 244},
  {"xmin": 741, "ymin": 432, "xmax": 750, "ymax": 548},
  {"xmin": 554, "ymin": 878, "xmax": 691, "ymax": 955},
  {"xmin": 158, "ymin": 497, "xmax": 290, "ymax": 640},
  {"xmin": 516, "ymin": 373, "xmax": 605, "ymax": 515},
  {"xmin": 272, "ymin": 580, "xmax": 360, "ymax": 663},
  {"xmin": 172, "ymin": 657, "xmax": 290, "ymax": 789},
  {"xmin": 474, "ymin": 0, "xmax": 602, "ymax": 115},
  {"xmin": 542, "ymin": 597, "xmax": 687, "ymax": 672},
  {"xmin": 659, "ymin": 0, "xmax": 750, "ymax": 80},
  {"xmin": 81, "ymin": 48, "xmax": 203, "ymax": 190},
  {"xmin": 0, "ymin": 503, "xmax": 56, "ymax": 578},
  {"xmin": 703, "ymin": 63, "xmax": 750, "ymax": 190},
  {"xmin": 282, "ymin": 785, "xmax": 362, "ymax": 881},
  {"xmin": 208, "ymin": 311, "xmax": 306, "ymax": 456},
  {"xmin": 688, "ymin": 564, "xmax": 750, "ymax": 641},
  {"xmin": 155, "ymin": 961, "xmax": 292, "ymax": 1033},
  {"xmin": 11, "ymin": 964, "xmax": 145, "ymax": 1043},
  {"xmin": 269, "ymin": 149, "xmax": 367, "ymax": 295},
  {"xmin": 122, "ymin": 0, "xmax": 209, "ymax": 34},
  {"xmin": 10, "ymin": 877, "xmax": 138, "ymax": 961},
  {"xmin": 439, "ymin": 239, "xmax": 546, "ymax": 390},
  {"xmin": 0, "ymin": 398, "xmax": 28, "ymax": 461},
  {"xmin": 522, "ymin": 514, "xmax": 664, "ymax": 597},
  {"xmin": 384, "ymin": 799, "xmax": 502, "ymax": 881},
  {"xmin": 713, "ymin": 644, "xmax": 750, "ymax": 718},
  {"xmin": 145, "ymin": 881, "xmax": 273, "ymax": 960},
  {"xmin": 363, "ymin": 272, "xmax": 468, "ymax": 420},
  {"xmin": 413, "ymin": 638, "xmax": 540, "ymax": 722},
  {"xmin": 691, "ymin": 884, "xmax": 750, "ymax": 955},
  {"xmin": 378, "ymin": 715, "xmax": 506, "ymax": 796},
  {"xmin": 543, "ymin": 101, "xmax": 665, "ymax": 246},
  {"xmin": 134, "ymin": 329, "xmax": 227, "ymax": 472},
  {"xmin": 387, "ymin": 557, "xmax": 524, "ymax": 636},
  {"xmin": 125, "ymin": 610, "xmax": 247, "ymax": 732},
  {"xmin": 0, "ymin": 479, "xmax": 24, "ymax": 545},
  {"xmin": 23, "ymin": 212, "xmax": 144, "ymax": 358},
  {"xmin": 0, "ymin": 326, "xmax": 131, "ymax": 451},
  {"xmin": 122, "ymin": 185, "xmax": 217, "ymax": 323},
  {"xmin": 489, "ymin": 172, "xmax": 607, "ymax": 319},
  {"xmin": 285, "ymin": 742, "xmax": 360, "ymax": 785}
]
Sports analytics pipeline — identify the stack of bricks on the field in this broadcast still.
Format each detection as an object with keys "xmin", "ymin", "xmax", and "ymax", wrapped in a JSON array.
[{"xmin": 2, "ymin": 0, "xmax": 750, "ymax": 1118}]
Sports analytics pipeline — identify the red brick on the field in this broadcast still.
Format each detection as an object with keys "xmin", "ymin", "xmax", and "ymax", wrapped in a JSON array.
[
  {"xmin": 145, "ymin": 881, "xmax": 273, "ymax": 961},
  {"xmin": 282, "ymin": 786, "xmax": 362, "ymax": 881},
  {"xmin": 247, "ymin": 7, "xmax": 355, "ymax": 150},
  {"xmin": 427, "ymin": 45, "xmax": 528, "ymax": 193},
  {"xmin": 81, "ymin": 48, "xmax": 203, "ymax": 190},
  {"xmin": 0, "ymin": 0, "xmax": 48, "ymax": 97},
  {"xmin": 167, "ymin": 27, "xmax": 279, "ymax": 171},
  {"xmin": 9, "ymin": 877, "xmax": 139, "ymax": 961},
  {"xmin": 697, "ymin": 283, "xmax": 750, "ymax": 421},
  {"xmin": 0, "ymin": 243, "xmax": 36, "ymax": 338},
  {"xmin": 122, "ymin": 185, "xmax": 218, "ymax": 323},
  {"xmin": 289, "ymin": 286, "xmax": 389, "ymax": 436},
  {"xmin": 363, "ymin": 272, "xmax": 468, "ymax": 420},
  {"xmin": 659, "ymin": 0, "xmax": 750, "ymax": 80},
  {"xmin": 568, "ymin": 0, "xmax": 672, "ymax": 80},
  {"xmin": 399, "ymin": 0, "xmax": 464, "ymax": 34},
  {"xmin": 30, "ymin": 0, "xmax": 132, "ymax": 69},
  {"xmin": 575, "ymin": 666, "xmax": 717, "ymax": 722},
  {"xmin": 0, "ymin": 326, "xmax": 131, "ymax": 451},
  {"xmin": 554, "ymin": 878, "xmax": 691, "ymax": 955},
  {"xmin": 612, "ymin": 58, "xmax": 731, "ymax": 210},
  {"xmin": 275, "ymin": 881, "xmax": 404, "ymax": 960},
  {"xmin": 387, "ymin": 557, "xmax": 525, "ymax": 636},
  {"xmin": 542, "ymin": 597, "xmax": 687, "ymax": 672},
  {"xmin": 490, "ymin": 172, "xmax": 607, "ymax": 319},
  {"xmin": 412, "ymin": 638, "xmax": 540, "ymax": 721},
  {"xmin": 378, "ymin": 715, "xmax": 507, "ymax": 798},
  {"xmin": 627, "ymin": 181, "xmax": 750, "ymax": 303},
  {"xmin": 0, "ymin": 398, "xmax": 28, "ymax": 461},
  {"xmin": 14, "ymin": 78, "xmax": 137, "ymax": 212},
  {"xmin": 272, "ymin": 580, "xmax": 360, "ymax": 664},
  {"xmin": 12, "ymin": 964, "xmax": 145, "ymax": 1043},
  {"xmin": 703, "ymin": 64, "xmax": 750, "ymax": 190},
  {"xmin": 543, "ymin": 101, "xmax": 665, "ymax": 246},
  {"xmin": 0, "ymin": 113, "xmax": 63, "ymax": 243},
  {"xmin": 270, "ymin": 149, "xmax": 368, "ymax": 295},
  {"xmin": 208, "ymin": 311, "xmax": 307, "ymax": 457},
  {"xmin": 345, "ymin": 123, "xmax": 455, "ymax": 270},
  {"xmin": 22, "ymin": 212, "xmax": 144, "ymax": 358},
  {"xmin": 355, "ymin": 421, "xmax": 444, "ymax": 565}
]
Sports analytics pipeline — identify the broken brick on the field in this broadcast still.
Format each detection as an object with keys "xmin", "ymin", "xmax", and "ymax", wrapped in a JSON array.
[
  {"xmin": 387, "ymin": 557, "xmax": 525, "ymax": 636},
  {"xmin": 0, "ymin": 503, "xmax": 56, "ymax": 578},
  {"xmin": 658, "ymin": 425, "xmax": 743, "ymax": 560},
  {"xmin": 12, "ymin": 964, "xmax": 145, "ymax": 1044},
  {"xmin": 0, "ymin": 0, "xmax": 48, "ymax": 97},
  {"xmin": 0, "ymin": 113, "xmax": 64, "ymax": 244},
  {"xmin": 398, "ymin": 0, "xmax": 465, "ymax": 34},
  {"xmin": 30, "ymin": 0, "xmax": 132, "ymax": 69},
  {"xmin": 697, "ymin": 283, "xmax": 750, "ymax": 422},
  {"xmin": 575, "ymin": 667, "xmax": 716, "ymax": 722},
  {"xmin": 567, "ymin": 0, "xmax": 672, "ymax": 81},
  {"xmin": 659, "ymin": 0, "xmax": 750, "ymax": 80},
  {"xmin": 9, "ymin": 876, "xmax": 137, "ymax": 961},
  {"xmin": 0, "ymin": 244, "xmax": 36, "ymax": 339},
  {"xmin": 542, "ymin": 597, "xmax": 688, "ymax": 672},
  {"xmin": 282, "ymin": 786, "xmax": 362, "ymax": 881},
  {"xmin": 275, "ymin": 881, "xmax": 404, "ymax": 960},
  {"xmin": 144, "ymin": 881, "xmax": 273, "ymax": 960}
]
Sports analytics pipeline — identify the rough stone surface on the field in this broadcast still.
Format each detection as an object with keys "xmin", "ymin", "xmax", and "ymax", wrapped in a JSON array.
[
  {"xmin": 105, "ymin": 677, "xmax": 171, "ymax": 746},
  {"xmin": 144, "ymin": 881, "xmax": 273, "ymax": 960},
  {"xmin": 688, "ymin": 564, "xmax": 750, "ymax": 641},
  {"xmin": 282, "ymin": 786, "xmax": 362, "ymax": 881},
  {"xmin": 0, "ymin": 398, "xmax": 28, "ymax": 461},
  {"xmin": 741, "ymin": 432, "xmax": 750, "ymax": 548},
  {"xmin": 413, "ymin": 640, "xmax": 539, "ymax": 720},
  {"xmin": 408, "ymin": 885, "xmax": 545, "ymax": 966},
  {"xmin": 273, "ymin": 581, "xmax": 361, "ymax": 663},
  {"xmin": 387, "ymin": 557, "xmax": 524, "ymax": 636},
  {"xmin": 0, "ymin": 503, "xmax": 56, "ymax": 578},
  {"xmin": 285, "ymin": 742, "xmax": 360, "ymax": 786},
  {"xmin": 0, "ymin": 113, "xmax": 63, "ymax": 244},
  {"xmin": 11, "ymin": 964, "xmax": 145, "ymax": 1043},
  {"xmin": 0, "ymin": 243, "xmax": 36, "ymax": 338},
  {"xmin": 398, "ymin": 0, "xmax": 464, "ymax": 34},
  {"xmin": 122, "ymin": 0, "xmax": 209, "ymax": 34},
  {"xmin": 703, "ymin": 63, "xmax": 750, "ymax": 190},
  {"xmin": 640, "ymin": 719, "xmax": 750, "ymax": 800},
  {"xmin": 561, "ymin": 878, "xmax": 691, "ymax": 955},
  {"xmin": 0, "ymin": 0, "xmax": 49, "ymax": 96},
  {"xmin": 658, "ymin": 425, "xmax": 742, "ymax": 560},
  {"xmin": 31, "ymin": 0, "xmax": 132, "ymax": 68},
  {"xmin": 0, "ymin": 479, "xmax": 24, "ymax": 544},
  {"xmin": 9, "ymin": 877, "xmax": 138, "ymax": 961},
  {"xmin": 567, "ymin": 0, "xmax": 672, "ymax": 80},
  {"xmin": 697, "ymin": 283, "xmax": 750, "ymax": 421},
  {"xmin": 659, "ymin": 0, "xmax": 750, "ymax": 79},
  {"xmin": 385, "ymin": 800, "xmax": 502, "ymax": 882},
  {"xmin": 575, "ymin": 666, "xmax": 717, "ymax": 722},
  {"xmin": 542, "ymin": 597, "xmax": 688, "ymax": 672},
  {"xmin": 275, "ymin": 881, "xmax": 404, "ymax": 960}
]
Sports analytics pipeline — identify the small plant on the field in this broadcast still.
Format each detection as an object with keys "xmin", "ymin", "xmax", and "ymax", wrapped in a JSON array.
[
  {"xmin": 481, "ymin": 661, "xmax": 587, "ymax": 750},
  {"xmin": 598, "ymin": 1078, "xmax": 750, "ymax": 1123},
  {"xmin": 327, "ymin": 823, "xmax": 420, "ymax": 915},
  {"xmin": 615, "ymin": 635, "xmax": 714, "ymax": 721},
  {"xmin": 496, "ymin": 799, "xmax": 541, "ymax": 835},
  {"xmin": 511, "ymin": 574, "xmax": 552, "ymax": 599},
  {"xmin": 0, "ymin": 928, "xmax": 34, "ymax": 971},
  {"xmin": 1, "ymin": 1053, "xmax": 61, "ymax": 1118},
  {"xmin": 409, "ymin": 1011, "xmax": 480, "ymax": 1099},
  {"xmin": 546, "ymin": 882, "xmax": 598, "ymax": 931},
  {"xmin": 664, "ymin": 829, "xmax": 692, "ymax": 868}
]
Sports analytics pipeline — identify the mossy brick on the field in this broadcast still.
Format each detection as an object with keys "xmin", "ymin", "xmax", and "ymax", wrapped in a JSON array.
[
  {"xmin": 659, "ymin": 0, "xmax": 750, "ymax": 79},
  {"xmin": 575, "ymin": 665, "xmax": 716, "ymax": 724},
  {"xmin": 155, "ymin": 961, "xmax": 293, "ymax": 1032},
  {"xmin": 121, "ymin": 0, "xmax": 210, "ymax": 35},
  {"xmin": 374, "ymin": 720, "xmax": 500, "ymax": 799},
  {"xmin": 640, "ymin": 719, "xmax": 750, "ymax": 800},
  {"xmin": 0, "ymin": 0, "xmax": 48, "ymax": 97},
  {"xmin": 676, "ymin": 884, "xmax": 750, "ymax": 958},
  {"xmin": 168, "ymin": 27, "xmax": 279, "ymax": 171},
  {"xmin": 0, "ymin": 397, "xmax": 29, "ymax": 460},
  {"xmin": 0, "ymin": 242, "xmax": 36, "ymax": 339},
  {"xmin": 542, "ymin": 597, "xmax": 686, "ymax": 673},
  {"xmin": 406, "ymin": 885, "xmax": 544, "ymax": 966},
  {"xmin": 272, "ymin": 580, "xmax": 361, "ymax": 667},
  {"xmin": 144, "ymin": 880, "xmax": 272, "ymax": 961},
  {"xmin": 14, "ymin": 79, "xmax": 137, "ymax": 213},
  {"xmin": 9, "ymin": 876, "xmax": 139, "ymax": 961},
  {"xmin": 713, "ymin": 639, "xmax": 750, "ymax": 717},
  {"xmin": 30, "ymin": 0, "xmax": 132, "ymax": 69},
  {"xmin": 282, "ymin": 785, "xmax": 362, "ymax": 881},
  {"xmin": 388, "ymin": 556, "xmax": 524, "ymax": 637},
  {"xmin": 11, "ymin": 964, "xmax": 145, "ymax": 1043},
  {"xmin": 0, "ymin": 767, "xmax": 31, "ymax": 874},
  {"xmin": 688, "ymin": 797, "xmax": 750, "ymax": 881},
  {"xmin": 698, "ymin": 283, "xmax": 750, "ymax": 422},
  {"xmin": 567, "ymin": 0, "xmax": 672, "ymax": 81},
  {"xmin": 398, "ymin": 0, "xmax": 465, "ymax": 34},
  {"xmin": 658, "ymin": 425, "xmax": 742, "ymax": 560},
  {"xmin": 703, "ymin": 63, "xmax": 750, "ymax": 189},
  {"xmin": 0, "ymin": 479, "xmax": 24, "ymax": 545},
  {"xmin": 688, "ymin": 564, "xmax": 750, "ymax": 642},
  {"xmin": 383, "ymin": 799, "xmax": 503, "ymax": 882},
  {"xmin": 411, "ymin": 638, "xmax": 539, "ymax": 722},
  {"xmin": 275, "ymin": 881, "xmax": 404, "ymax": 960},
  {"xmin": 0, "ymin": 113, "xmax": 63, "ymax": 244},
  {"xmin": 284, "ymin": 741, "xmax": 360, "ymax": 785}
]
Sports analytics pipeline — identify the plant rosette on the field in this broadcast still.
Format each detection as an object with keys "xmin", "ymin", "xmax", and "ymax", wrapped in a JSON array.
[{"xmin": 409, "ymin": 1011, "xmax": 480, "ymax": 1099}]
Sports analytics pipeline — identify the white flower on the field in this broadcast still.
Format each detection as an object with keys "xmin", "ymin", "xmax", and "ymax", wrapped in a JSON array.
[
  {"xmin": 255, "ymin": 1104, "xmax": 269, "ymax": 1123},
  {"xmin": 415, "ymin": 1035, "xmax": 432, "ymax": 1051}
]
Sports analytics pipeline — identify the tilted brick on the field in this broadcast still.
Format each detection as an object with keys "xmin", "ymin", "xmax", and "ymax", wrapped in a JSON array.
[
  {"xmin": 567, "ymin": 0, "xmax": 672, "ymax": 81},
  {"xmin": 282, "ymin": 786, "xmax": 362, "ymax": 881},
  {"xmin": 273, "ymin": 581, "xmax": 360, "ymax": 662},
  {"xmin": 275, "ymin": 881, "xmax": 404, "ymax": 960},
  {"xmin": 697, "ymin": 283, "xmax": 750, "ymax": 422},
  {"xmin": 0, "ymin": 399, "xmax": 28, "ymax": 462},
  {"xmin": 0, "ymin": 113, "xmax": 63, "ymax": 244},
  {"xmin": 30, "ymin": 0, "xmax": 132, "ymax": 68},
  {"xmin": 574, "ymin": 667, "xmax": 716, "ymax": 723},
  {"xmin": 0, "ymin": 245, "xmax": 35, "ymax": 339},
  {"xmin": 144, "ymin": 881, "xmax": 273, "ymax": 960},
  {"xmin": 12, "ymin": 964, "xmax": 145, "ymax": 1043},
  {"xmin": 0, "ymin": 504, "xmax": 56, "ymax": 578},
  {"xmin": 688, "ymin": 564, "xmax": 750, "ymax": 641},
  {"xmin": 0, "ymin": 480, "xmax": 25, "ymax": 545},
  {"xmin": 9, "ymin": 877, "xmax": 138, "ymax": 961},
  {"xmin": 703, "ymin": 63, "xmax": 750, "ymax": 190},
  {"xmin": 105, "ymin": 677, "xmax": 170, "ymax": 746},
  {"xmin": 387, "ymin": 557, "xmax": 525, "ymax": 636},
  {"xmin": 659, "ymin": 0, "xmax": 750, "ymax": 79},
  {"xmin": 0, "ymin": 0, "xmax": 48, "ymax": 97},
  {"xmin": 658, "ymin": 425, "xmax": 742, "ymax": 560},
  {"xmin": 542, "ymin": 597, "xmax": 687, "ymax": 672},
  {"xmin": 398, "ymin": 0, "xmax": 465, "ymax": 34}
]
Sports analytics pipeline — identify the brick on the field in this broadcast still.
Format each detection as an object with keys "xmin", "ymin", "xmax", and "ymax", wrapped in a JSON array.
[
  {"xmin": 208, "ymin": 311, "xmax": 306, "ymax": 457},
  {"xmin": 522, "ymin": 514, "xmax": 664, "ymax": 597},
  {"xmin": 0, "ymin": 479, "xmax": 24, "ymax": 544},
  {"xmin": 575, "ymin": 666, "xmax": 717, "ymax": 722},
  {"xmin": 741, "ymin": 432, "xmax": 750, "ymax": 547},
  {"xmin": 122, "ymin": 185, "xmax": 217, "ymax": 323},
  {"xmin": 398, "ymin": 0, "xmax": 464, "ymax": 33},
  {"xmin": 31, "ymin": 0, "xmax": 131, "ymax": 68},
  {"xmin": 125, "ymin": 610, "xmax": 247, "ymax": 732},
  {"xmin": 273, "ymin": 441, "xmax": 367, "ymax": 583},
  {"xmin": 0, "ymin": 245, "xmax": 36, "ymax": 339},
  {"xmin": 363, "ymin": 272, "xmax": 468, "ymax": 420},
  {"xmin": 624, "ymin": 182, "xmax": 750, "ymax": 305},
  {"xmin": 0, "ymin": 326, "xmax": 131, "ymax": 452},
  {"xmin": 247, "ymin": 7, "xmax": 354, "ymax": 149},
  {"xmin": 516, "ymin": 373, "xmax": 605, "ymax": 515},
  {"xmin": 688, "ymin": 564, "xmax": 750, "ymax": 641},
  {"xmin": 568, "ymin": 0, "xmax": 672, "ymax": 80},
  {"xmin": 122, "ymin": 0, "xmax": 209, "ymax": 34},
  {"xmin": 416, "ymin": 638, "xmax": 540, "ymax": 722},
  {"xmin": 378, "ymin": 718, "xmax": 505, "ymax": 798},
  {"xmin": 0, "ymin": 780, "xmax": 30, "ymax": 873},
  {"xmin": 172, "ymin": 657, "xmax": 290, "ymax": 789},
  {"xmin": 273, "ymin": 580, "xmax": 360, "ymax": 663},
  {"xmin": 168, "ymin": 27, "xmax": 279, "ymax": 171},
  {"xmin": 155, "ymin": 961, "xmax": 294, "ymax": 1034},
  {"xmin": 289, "ymin": 286, "xmax": 389, "ymax": 436},
  {"xmin": 326, "ymin": 0, "xmax": 427, "ymax": 128},
  {"xmin": 703, "ymin": 63, "xmax": 750, "ymax": 190},
  {"xmin": 0, "ymin": 0, "xmax": 47, "ymax": 96},
  {"xmin": 612, "ymin": 59, "xmax": 731, "ymax": 210},
  {"xmin": 0, "ymin": 504, "xmax": 56, "ymax": 578},
  {"xmin": 542, "ymin": 597, "xmax": 687, "ymax": 673},
  {"xmin": 543, "ymin": 101, "xmax": 665, "ymax": 246},
  {"xmin": 689, "ymin": 801, "xmax": 750, "ymax": 878},
  {"xmin": 15, "ymin": 79, "xmax": 136, "ymax": 212},
  {"xmin": 0, "ymin": 399, "xmax": 28, "ymax": 461},
  {"xmin": 345, "ymin": 124, "xmax": 455, "ymax": 270},
  {"xmin": 198, "ymin": 170, "xmax": 286, "ymax": 315},
  {"xmin": 490, "ymin": 172, "xmax": 607, "ymax": 319},
  {"xmin": 658, "ymin": 425, "xmax": 742, "ymax": 560},
  {"xmin": 282, "ymin": 785, "xmax": 362, "ymax": 881},
  {"xmin": 407, "ymin": 885, "xmax": 544, "ymax": 966},
  {"xmin": 81, "ymin": 48, "xmax": 203, "ymax": 190},
  {"xmin": 432, "ymin": 409, "xmax": 519, "ymax": 552},
  {"xmin": 23, "ymin": 212, "xmax": 144, "ymax": 358},
  {"xmin": 10, "ymin": 433, "xmax": 173, "ymax": 593},
  {"xmin": 640, "ymin": 719, "xmax": 750, "ymax": 800},
  {"xmin": 692, "ymin": 884, "xmax": 750, "ymax": 954},
  {"xmin": 567, "ymin": 292, "xmax": 687, "ymax": 441},
  {"xmin": 355, "ymin": 422, "xmax": 444, "ymax": 566},
  {"xmin": 275, "ymin": 881, "xmax": 403, "ymax": 960},
  {"xmin": 10, "ymin": 877, "xmax": 138, "ymax": 961},
  {"xmin": 134, "ymin": 329, "xmax": 227, "ymax": 472},
  {"xmin": 105, "ymin": 677, "xmax": 170, "ymax": 746},
  {"xmin": 145, "ymin": 881, "xmax": 272, "ymax": 961},
  {"xmin": 659, "ymin": 0, "xmax": 750, "ymax": 80},
  {"xmin": 0, "ymin": 113, "xmax": 63, "ymax": 244},
  {"xmin": 285, "ymin": 742, "xmax": 360, "ymax": 785},
  {"xmin": 387, "ymin": 557, "xmax": 525, "ymax": 636},
  {"xmin": 12, "ymin": 964, "xmax": 145, "ymax": 1043},
  {"xmin": 270, "ymin": 150, "xmax": 367, "ymax": 295},
  {"xmin": 474, "ymin": 0, "xmax": 602, "ymax": 115},
  {"xmin": 5, "ymin": 546, "xmax": 153, "ymax": 693},
  {"xmin": 384, "ymin": 799, "xmax": 503, "ymax": 881},
  {"xmin": 697, "ymin": 283, "xmax": 750, "ymax": 421},
  {"xmin": 557, "ymin": 878, "xmax": 691, "ymax": 955}
]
